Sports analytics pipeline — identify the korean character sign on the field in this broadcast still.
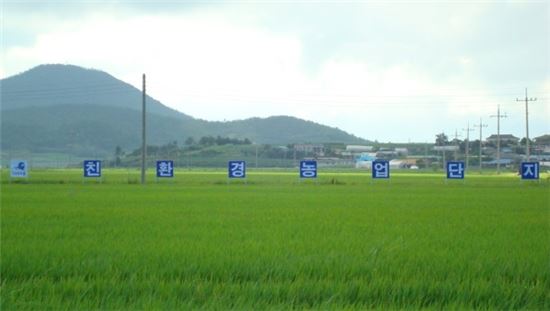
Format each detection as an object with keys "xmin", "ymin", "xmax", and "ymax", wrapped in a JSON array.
[
  {"xmin": 10, "ymin": 159, "xmax": 28, "ymax": 178},
  {"xmin": 300, "ymin": 160, "xmax": 317, "ymax": 178},
  {"xmin": 83, "ymin": 160, "xmax": 101, "ymax": 177},
  {"xmin": 520, "ymin": 162, "xmax": 539, "ymax": 180},
  {"xmin": 446, "ymin": 161, "xmax": 465, "ymax": 179},
  {"xmin": 228, "ymin": 161, "xmax": 246, "ymax": 178},
  {"xmin": 156, "ymin": 160, "xmax": 174, "ymax": 178},
  {"xmin": 372, "ymin": 160, "xmax": 390, "ymax": 179}
]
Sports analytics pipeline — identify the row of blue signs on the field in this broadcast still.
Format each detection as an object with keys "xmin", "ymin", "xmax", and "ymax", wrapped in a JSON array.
[
  {"xmin": 84, "ymin": 160, "xmax": 177, "ymax": 178},
  {"xmin": 10, "ymin": 159, "xmax": 541, "ymax": 180}
]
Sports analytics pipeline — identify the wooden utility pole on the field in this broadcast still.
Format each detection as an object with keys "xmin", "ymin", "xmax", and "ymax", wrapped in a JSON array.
[
  {"xmin": 462, "ymin": 122, "xmax": 474, "ymax": 170},
  {"xmin": 490, "ymin": 105, "xmax": 507, "ymax": 174},
  {"xmin": 516, "ymin": 88, "xmax": 536, "ymax": 160},
  {"xmin": 141, "ymin": 74, "xmax": 146, "ymax": 184},
  {"xmin": 453, "ymin": 129, "xmax": 462, "ymax": 161},
  {"xmin": 255, "ymin": 144, "xmax": 259, "ymax": 168},
  {"xmin": 474, "ymin": 118, "xmax": 487, "ymax": 174}
]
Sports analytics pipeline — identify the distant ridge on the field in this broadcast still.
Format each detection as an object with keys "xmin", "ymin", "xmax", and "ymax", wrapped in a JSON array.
[{"xmin": 1, "ymin": 64, "xmax": 368, "ymax": 155}]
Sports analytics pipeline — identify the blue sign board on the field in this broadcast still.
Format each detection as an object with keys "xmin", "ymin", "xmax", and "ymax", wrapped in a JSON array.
[
  {"xmin": 446, "ymin": 161, "xmax": 465, "ymax": 179},
  {"xmin": 372, "ymin": 160, "xmax": 390, "ymax": 178},
  {"xmin": 300, "ymin": 160, "xmax": 317, "ymax": 178},
  {"xmin": 521, "ymin": 162, "xmax": 539, "ymax": 180},
  {"xmin": 10, "ymin": 159, "xmax": 28, "ymax": 178},
  {"xmin": 228, "ymin": 160, "xmax": 246, "ymax": 178},
  {"xmin": 156, "ymin": 160, "xmax": 174, "ymax": 178},
  {"xmin": 83, "ymin": 160, "xmax": 101, "ymax": 177}
]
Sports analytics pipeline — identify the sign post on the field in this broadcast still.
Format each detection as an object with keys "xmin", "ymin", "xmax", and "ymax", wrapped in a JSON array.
[
  {"xmin": 520, "ymin": 162, "xmax": 539, "ymax": 181},
  {"xmin": 299, "ymin": 160, "xmax": 317, "ymax": 183},
  {"xmin": 371, "ymin": 159, "xmax": 390, "ymax": 185},
  {"xmin": 156, "ymin": 160, "xmax": 174, "ymax": 182},
  {"xmin": 10, "ymin": 159, "xmax": 29, "ymax": 182},
  {"xmin": 83, "ymin": 160, "xmax": 102, "ymax": 183},
  {"xmin": 372, "ymin": 160, "xmax": 390, "ymax": 179},
  {"xmin": 446, "ymin": 161, "xmax": 465, "ymax": 182},
  {"xmin": 228, "ymin": 160, "xmax": 246, "ymax": 183}
]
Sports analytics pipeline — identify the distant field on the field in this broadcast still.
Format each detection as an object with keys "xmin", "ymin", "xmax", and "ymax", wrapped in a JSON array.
[{"xmin": 1, "ymin": 170, "xmax": 549, "ymax": 309}]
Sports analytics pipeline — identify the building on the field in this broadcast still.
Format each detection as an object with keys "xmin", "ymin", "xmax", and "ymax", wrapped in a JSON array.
[
  {"xmin": 376, "ymin": 150, "xmax": 398, "ymax": 159},
  {"xmin": 390, "ymin": 158, "xmax": 418, "ymax": 169},
  {"xmin": 486, "ymin": 134, "xmax": 519, "ymax": 145},
  {"xmin": 395, "ymin": 148, "xmax": 409, "ymax": 156},
  {"xmin": 294, "ymin": 144, "xmax": 325, "ymax": 156},
  {"xmin": 354, "ymin": 153, "xmax": 377, "ymax": 169},
  {"xmin": 534, "ymin": 135, "xmax": 550, "ymax": 147},
  {"xmin": 346, "ymin": 145, "xmax": 374, "ymax": 152}
]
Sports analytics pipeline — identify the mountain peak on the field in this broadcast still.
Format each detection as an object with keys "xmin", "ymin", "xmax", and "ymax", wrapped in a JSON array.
[{"xmin": 1, "ymin": 64, "xmax": 192, "ymax": 119}]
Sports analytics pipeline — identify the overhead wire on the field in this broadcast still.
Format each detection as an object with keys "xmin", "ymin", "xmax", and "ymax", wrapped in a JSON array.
[{"xmin": 2, "ymin": 83, "xmax": 548, "ymax": 109}]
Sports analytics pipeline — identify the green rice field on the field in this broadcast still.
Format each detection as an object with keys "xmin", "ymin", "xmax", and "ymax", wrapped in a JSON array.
[{"xmin": 1, "ymin": 170, "xmax": 549, "ymax": 309}]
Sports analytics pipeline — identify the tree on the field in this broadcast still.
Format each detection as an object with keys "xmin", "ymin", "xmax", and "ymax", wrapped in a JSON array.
[
  {"xmin": 199, "ymin": 136, "xmax": 215, "ymax": 146},
  {"xmin": 435, "ymin": 133, "xmax": 448, "ymax": 146},
  {"xmin": 416, "ymin": 158, "xmax": 427, "ymax": 169},
  {"xmin": 114, "ymin": 145, "xmax": 124, "ymax": 167},
  {"xmin": 185, "ymin": 137, "xmax": 195, "ymax": 146},
  {"xmin": 520, "ymin": 137, "xmax": 533, "ymax": 146}
]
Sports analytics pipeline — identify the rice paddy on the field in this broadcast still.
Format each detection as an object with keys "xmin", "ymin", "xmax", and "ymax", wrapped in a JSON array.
[{"xmin": 1, "ymin": 170, "xmax": 549, "ymax": 309}]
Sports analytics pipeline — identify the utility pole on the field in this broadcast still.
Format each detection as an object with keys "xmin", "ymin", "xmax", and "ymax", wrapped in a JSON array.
[
  {"xmin": 453, "ymin": 129, "xmax": 462, "ymax": 161},
  {"xmin": 440, "ymin": 132, "xmax": 446, "ymax": 170},
  {"xmin": 462, "ymin": 122, "xmax": 474, "ymax": 170},
  {"xmin": 474, "ymin": 118, "xmax": 487, "ymax": 174},
  {"xmin": 516, "ymin": 88, "xmax": 536, "ymax": 160},
  {"xmin": 141, "ymin": 74, "xmax": 146, "ymax": 184},
  {"xmin": 255, "ymin": 144, "xmax": 259, "ymax": 169},
  {"xmin": 424, "ymin": 142, "xmax": 429, "ymax": 168},
  {"xmin": 293, "ymin": 145, "xmax": 296, "ymax": 167},
  {"xmin": 490, "ymin": 105, "xmax": 507, "ymax": 174}
]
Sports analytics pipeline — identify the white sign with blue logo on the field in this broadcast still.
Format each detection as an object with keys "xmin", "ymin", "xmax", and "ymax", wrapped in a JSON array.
[
  {"xmin": 10, "ymin": 159, "xmax": 28, "ymax": 178},
  {"xmin": 300, "ymin": 160, "xmax": 317, "ymax": 178},
  {"xmin": 372, "ymin": 160, "xmax": 390, "ymax": 179},
  {"xmin": 83, "ymin": 160, "xmax": 101, "ymax": 177},
  {"xmin": 228, "ymin": 161, "xmax": 246, "ymax": 178},
  {"xmin": 446, "ymin": 161, "xmax": 465, "ymax": 179},
  {"xmin": 520, "ymin": 162, "xmax": 539, "ymax": 180},
  {"xmin": 156, "ymin": 160, "xmax": 174, "ymax": 178}
]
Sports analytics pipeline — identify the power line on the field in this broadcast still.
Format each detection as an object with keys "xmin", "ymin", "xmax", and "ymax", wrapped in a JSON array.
[
  {"xmin": 3, "ymin": 82, "xmax": 549, "ymax": 109},
  {"xmin": 1, "ymin": 81, "xmax": 135, "ymax": 95},
  {"xmin": 3, "ymin": 82, "xmax": 544, "ymax": 99}
]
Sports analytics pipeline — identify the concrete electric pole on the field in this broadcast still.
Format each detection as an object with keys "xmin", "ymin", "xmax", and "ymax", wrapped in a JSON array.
[
  {"xmin": 474, "ymin": 118, "xmax": 488, "ymax": 174},
  {"xmin": 141, "ymin": 74, "xmax": 147, "ymax": 184},
  {"xmin": 490, "ymin": 105, "xmax": 507, "ymax": 174},
  {"xmin": 453, "ymin": 129, "xmax": 462, "ymax": 161},
  {"xmin": 462, "ymin": 122, "xmax": 474, "ymax": 170},
  {"xmin": 516, "ymin": 88, "xmax": 536, "ymax": 160}
]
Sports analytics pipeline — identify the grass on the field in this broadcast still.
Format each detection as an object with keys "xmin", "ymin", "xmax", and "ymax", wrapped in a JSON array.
[{"xmin": 1, "ymin": 170, "xmax": 549, "ymax": 309}]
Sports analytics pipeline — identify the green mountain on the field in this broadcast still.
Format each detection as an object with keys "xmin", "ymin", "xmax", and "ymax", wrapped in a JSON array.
[
  {"xmin": 1, "ymin": 64, "xmax": 367, "ymax": 155},
  {"xmin": 2, "ymin": 64, "xmax": 192, "ymax": 119}
]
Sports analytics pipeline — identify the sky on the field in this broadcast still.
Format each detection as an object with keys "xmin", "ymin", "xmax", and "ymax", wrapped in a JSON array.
[{"xmin": 2, "ymin": 0, "xmax": 549, "ymax": 143}]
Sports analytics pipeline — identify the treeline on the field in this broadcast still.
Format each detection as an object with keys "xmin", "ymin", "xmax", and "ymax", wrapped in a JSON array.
[
  {"xmin": 109, "ymin": 137, "xmax": 337, "ymax": 168},
  {"xmin": 185, "ymin": 136, "xmax": 252, "ymax": 146},
  {"xmin": 111, "ymin": 136, "xmax": 254, "ymax": 167}
]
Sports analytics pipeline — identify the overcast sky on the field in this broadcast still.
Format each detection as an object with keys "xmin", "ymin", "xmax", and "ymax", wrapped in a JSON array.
[{"xmin": 2, "ymin": 0, "xmax": 548, "ymax": 142}]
